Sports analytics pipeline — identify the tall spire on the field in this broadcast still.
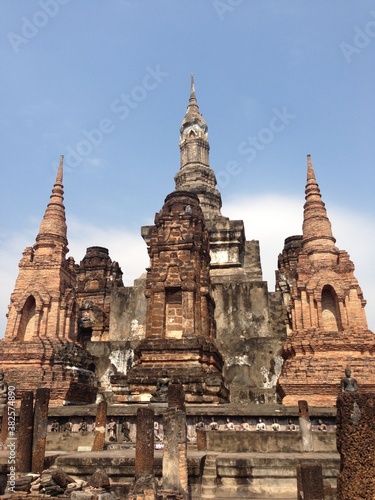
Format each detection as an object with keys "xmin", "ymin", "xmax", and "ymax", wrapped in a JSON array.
[
  {"xmin": 179, "ymin": 74, "xmax": 208, "ymax": 135},
  {"xmin": 175, "ymin": 75, "xmax": 222, "ymax": 218},
  {"xmin": 302, "ymin": 154, "xmax": 338, "ymax": 262},
  {"xmin": 35, "ymin": 155, "xmax": 68, "ymax": 256}
]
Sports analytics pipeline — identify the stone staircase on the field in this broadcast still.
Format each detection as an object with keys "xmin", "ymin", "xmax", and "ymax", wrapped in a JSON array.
[{"xmin": 200, "ymin": 453, "xmax": 218, "ymax": 499}]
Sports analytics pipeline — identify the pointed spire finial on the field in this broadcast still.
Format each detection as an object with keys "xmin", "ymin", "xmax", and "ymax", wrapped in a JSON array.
[
  {"xmin": 181, "ymin": 74, "xmax": 207, "ymax": 133},
  {"xmin": 34, "ymin": 155, "xmax": 68, "ymax": 254},
  {"xmin": 302, "ymin": 154, "xmax": 337, "ymax": 259},
  {"xmin": 177, "ymin": 76, "xmax": 222, "ymax": 217},
  {"xmin": 56, "ymin": 154, "xmax": 64, "ymax": 185},
  {"xmin": 187, "ymin": 73, "xmax": 199, "ymax": 112},
  {"xmin": 307, "ymin": 153, "xmax": 315, "ymax": 181},
  {"xmin": 190, "ymin": 74, "xmax": 196, "ymax": 102}
]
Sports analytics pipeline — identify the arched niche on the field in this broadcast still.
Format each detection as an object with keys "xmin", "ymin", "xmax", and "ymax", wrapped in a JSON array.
[
  {"xmin": 17, "ymin": 295, "xmax": 36, "ymax": 340},
  {"xmin": 321, "ymin": 285, "xmax": 342, "ymax": 331}
]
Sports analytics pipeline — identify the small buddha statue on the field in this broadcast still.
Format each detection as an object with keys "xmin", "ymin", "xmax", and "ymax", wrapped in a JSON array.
[{"xmin": 341, "ymin": 366, "xmax": 358, "ymax": 393}]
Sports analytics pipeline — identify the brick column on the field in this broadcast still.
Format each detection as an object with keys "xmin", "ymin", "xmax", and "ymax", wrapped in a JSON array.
[
  {"xmin": 31, "ymin": 388, "xmax": 50, "ymax": 473},
  {"xmin": 296, "ymin": 462, "xmax": 324, "ymax": 500},
  {"xmin": 15, "ymin": 391, "xmax": 34, "ymax": 473},
  {"xmin": 33, "ymin": 310, "xmax": 41, "ymax": 337},
  {"xmin": 182, "ymin": 290, "xmax": 194, "ymax": 337},
  {"xmin": 13, "ymin": 313, "xmax": 22, "ymax": 340},
  {"xmin": 338, "ymin": 300, "xmax": 348, "ymax": 329},
  {"xmin": 162, "ymin": 382, "xmax": 188, "ymax": 497},
  {"xmin": 309, "ymin": 293, "xmax": 317, "ymax": 327},
  {"xmin": 316, "ymin": 299, "xmax": 322, "ymax": 328},
  {"xmin": 196, "ymin": 429, "xmax": 207, "ymax": 451},
  {"xmin": 301, "ymin": 290, "xmax": 309, "ymax": 329},
  {"xmin": 39, "ymin": 305, "xmax": 49, "ymax": 337},
  {"xmin": 92, "ymin": 400, "xmax": 107, "ymax": 451},
  {"xmin": 130, "ymin": 407, "xmax": 157, "ymax": 497},
  {"xmin": 336, "ymin": 392, "xmax": 375, "ymax": 500}
]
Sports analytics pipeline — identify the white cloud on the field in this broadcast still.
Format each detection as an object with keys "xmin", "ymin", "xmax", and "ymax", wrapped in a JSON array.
[{"xmin": 67, "ymin": 215, "xmax": 149, "ymax": 284}]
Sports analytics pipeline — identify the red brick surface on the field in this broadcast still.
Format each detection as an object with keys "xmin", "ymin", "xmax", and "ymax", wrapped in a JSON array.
[{"xmin": 277, "ymin": 157, "xmax": 373, "ymax": 406}]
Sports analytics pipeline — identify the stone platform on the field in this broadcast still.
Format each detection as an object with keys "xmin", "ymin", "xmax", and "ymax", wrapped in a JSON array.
[
  {"xmin": 32, "ymin": 447, "xmax": 338, "ymax": 499},
  {"xmin": 0, "ymin": 404, "xmax": 339, "ymax": 498}
]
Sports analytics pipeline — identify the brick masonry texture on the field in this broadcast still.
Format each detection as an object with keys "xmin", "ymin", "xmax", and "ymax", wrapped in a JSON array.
[
  {"xmin": 336, "ymin": 392, "xmax": 375, "ymax": 499},
  {"xmin": 277, "ymin": 156, "xmax": 374, "ymax": 406}
]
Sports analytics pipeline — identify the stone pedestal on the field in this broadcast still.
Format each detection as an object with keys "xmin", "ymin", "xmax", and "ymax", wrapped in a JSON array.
[
  {"xmin": 336, "ymin": 392, "xmax": 375, "ymax": 500},
  {"xmin": 130, "ymin": 407, "xmax": 157, "ymax": 498},
  {"xmin": 31, "ymin": 388, "xmax": 50, "ymax": 473},
  {"xmin": 15, "ymin": 391, "xmax": 34, "ymax": 472},
  {"xmin": 161, "ymin": 383, "xmax": 188, "ymax": 499},
  {"xmin": 196, "ymin": 429, "xmax": 207, "ymax": 451},
  {"xmin": 297, "ymin": 463, "xmax": 324, "ymax": 500},
  {"xmin": 112, "ymin": 337, "xmax": 228, "ymax": 404}
]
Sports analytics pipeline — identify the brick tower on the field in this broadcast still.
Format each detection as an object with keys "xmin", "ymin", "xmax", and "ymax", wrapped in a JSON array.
[
  {"xmin": 277, "ymin": 155, "xmax": 375, "ymax": 406},
  {"xmin": 0, "ymin": 157, "xmax": 97, "ymax": 406},
  {"xmin": 5, "ymin": 157, "xmax": 76, "ymax": 341},
  {"xmin": 77, "ymin": 246, "xmax": 123, "ymax": 345},
  {"xmin": 112, "ymin": 190, "xmax": 228, "ymax": 403}
]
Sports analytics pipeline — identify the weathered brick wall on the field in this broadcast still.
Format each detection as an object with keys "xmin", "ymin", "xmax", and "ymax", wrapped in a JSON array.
[
  {"xmin": 0, "ymin": 341, "xmax": 97, "ymax": 407},
  {"xmin": 76, "ymin": 246, "xmax": 123, "ymax": 342},
  {"xmin": 336, "ymin": 392, "xmax": 375, "ymax": 499},
  {"xmin": 144, "ymin": 191, "xmax": 213, "ymax": 341}
]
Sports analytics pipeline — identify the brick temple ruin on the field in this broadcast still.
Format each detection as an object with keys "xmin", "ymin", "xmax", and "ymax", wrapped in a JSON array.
[{"xmin": 1, "ymin": 77, "xmax": 375, "ymax": 498}]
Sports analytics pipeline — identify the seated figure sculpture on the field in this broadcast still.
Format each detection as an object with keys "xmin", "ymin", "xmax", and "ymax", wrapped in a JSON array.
[
  {"xmin": 287, "ymin": 419, "xmax": 297, "ymax": 431},
  {"xmin": 225, "ymin": 418, "xmax": 235, "ymax": 430},
  {"xmin": 317, "ymin": 419, "xmax": 327, "ymax": 431},
  {"xmin": 341, "ymin": 366, "xmax": 358, "ymax": 393},
  {"xmin": 256, "ymin": 418, "xmax": 266, "ymax": 431},
  {"xmin": 271, "ymin": 419, "xmax": 280, "ymax": 431},
  {"xmin": 150, "ymin": 370, "xmax": 170, "ymax": 403},
  {"xmin": 209, "ymin": 417, "xmax": 219, "ymax": 431}
]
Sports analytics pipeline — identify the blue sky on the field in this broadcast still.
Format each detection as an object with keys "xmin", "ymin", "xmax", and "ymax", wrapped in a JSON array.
[{"xmin": 1, "ymin": 1, "xmax": 375, "ymax": 335}]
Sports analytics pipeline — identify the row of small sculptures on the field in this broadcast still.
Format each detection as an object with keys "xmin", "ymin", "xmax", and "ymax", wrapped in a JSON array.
[
  {"xmin": 49, "ymin": 418, "xmax": 132, "ymax": 442},
  {"xmin": 196, "ymin": 417, "xmax": 328, "ymax": 432}
]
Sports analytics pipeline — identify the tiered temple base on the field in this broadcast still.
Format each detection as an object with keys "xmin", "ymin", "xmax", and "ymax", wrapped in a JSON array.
[
  {"xmin": 111, "ymin": 336, "xmax": 229, "ymax": 404},
  {"xmin": 278, "ymin": 328, "xmax": 375, "ymax": 406},
  {"xmin": 0, "ymin": 340, "xmax": 97, "ymax": 407}
]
